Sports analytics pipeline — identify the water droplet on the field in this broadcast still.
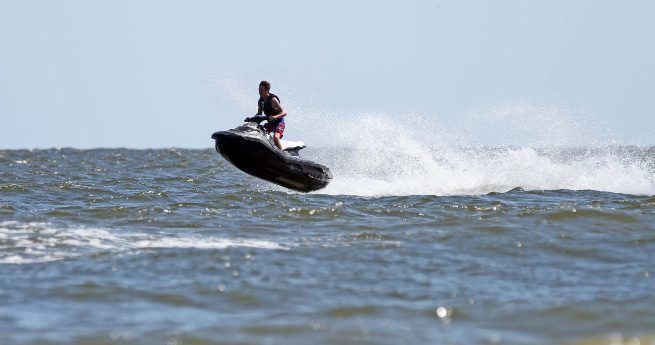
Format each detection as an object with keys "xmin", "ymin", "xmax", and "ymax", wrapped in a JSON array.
[
  {"xmin": 436, "ymin": 306, "xmax": 448, "ymax": 318},
  {"xmin": 311, "ymin": 321, "xmax": 325, "ymax": 331}
]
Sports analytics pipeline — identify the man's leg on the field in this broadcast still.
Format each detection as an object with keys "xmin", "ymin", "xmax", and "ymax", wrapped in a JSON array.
[
  {"xmin": 273, "ymin": 122, "xmax": 285, "ymax": 150},
  {"xmin": 273, "ymin": 132, "xmax": 283, "ymax": 150}
]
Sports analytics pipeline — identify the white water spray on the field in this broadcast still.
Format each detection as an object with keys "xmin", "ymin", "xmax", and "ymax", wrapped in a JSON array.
[
  {"xmin": 216, "ymin": 79, "xmax": 655, "ymax": 197},
  {"xmin": 310, "ymin": 113, "xmax": 655, "ymax": 196}
]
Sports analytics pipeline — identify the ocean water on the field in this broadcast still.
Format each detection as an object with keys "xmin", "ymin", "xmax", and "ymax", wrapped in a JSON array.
[{"xmin": 1, "ymin": 141, "xmax": 655, "ymax": 344}]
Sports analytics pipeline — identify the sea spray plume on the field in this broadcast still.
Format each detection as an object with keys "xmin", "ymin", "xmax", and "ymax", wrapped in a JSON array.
[
  {"xmin": 321, "ymin": 146, "xmax": 655, "ymax": 197},
  {"xmin": 213, "ymin": 77, "xmax": 255, "ymax": 115},
  {"xmin": 313, "ymin": 113, "xmax": 480, "ymax": 195},
  {"xmin": 457, "ymin": 102, "xmax": 613, "ymax": 147},
  {"xmin": 304, "ymin": 113, "xmax": 655, "ymax": 196}
]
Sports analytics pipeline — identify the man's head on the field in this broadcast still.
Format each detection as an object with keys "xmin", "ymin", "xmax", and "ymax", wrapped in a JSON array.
[{"xmin": 259, "ymin": 81, "xmax": 271, "ymax": 96}]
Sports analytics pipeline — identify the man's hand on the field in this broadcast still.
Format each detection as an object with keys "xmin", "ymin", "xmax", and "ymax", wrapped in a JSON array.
[{"xmin": 244, "ymin": 115, "xmax": 268, "ymax": 124}]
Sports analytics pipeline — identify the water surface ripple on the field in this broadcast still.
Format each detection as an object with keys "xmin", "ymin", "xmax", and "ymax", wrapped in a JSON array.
[{"xmin": 1, "ymin": 148, "xmax": 654, "ymax": 345}]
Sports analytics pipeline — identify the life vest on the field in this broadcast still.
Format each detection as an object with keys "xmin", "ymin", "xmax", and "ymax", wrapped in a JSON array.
[{"xmin": 259, "ymin": 94, "xmax": 282, "ymax": 117}]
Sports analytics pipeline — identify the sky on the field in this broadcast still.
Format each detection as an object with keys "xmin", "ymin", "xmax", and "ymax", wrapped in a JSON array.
[{"xmin": 1, "ymin": 0, "xmax": 654, "ymax": 149}]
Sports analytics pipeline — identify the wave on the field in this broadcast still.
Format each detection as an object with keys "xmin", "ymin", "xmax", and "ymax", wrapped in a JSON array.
[{"xmin": 0, "ymin": 221, "xmax": 286, "ymax": 265}]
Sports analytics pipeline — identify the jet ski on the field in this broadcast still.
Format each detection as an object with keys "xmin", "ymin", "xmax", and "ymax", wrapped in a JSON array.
[{"xmin": 211, "ymin": 116, "xmax": 332, "ymax": 192}]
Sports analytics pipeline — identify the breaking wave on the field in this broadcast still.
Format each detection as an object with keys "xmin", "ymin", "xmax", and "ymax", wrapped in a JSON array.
[{"xmin": 0, "ymin": 221, "xmax": 286, "ymax": 265}]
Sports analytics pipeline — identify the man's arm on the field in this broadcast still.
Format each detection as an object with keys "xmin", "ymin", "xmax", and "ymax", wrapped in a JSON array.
[
  {"xmin": 256, "ymin": 103, "xmax": 263, "ymax": 115},
  {"xmin": 269, "ymin": 97, "xmax": 287, "ymax": 120}
]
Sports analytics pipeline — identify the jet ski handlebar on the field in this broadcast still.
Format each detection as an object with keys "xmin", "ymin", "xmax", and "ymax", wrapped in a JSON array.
[{"xmin": 244, "ymin": 115, "xmax": 268, "ymax": 124}]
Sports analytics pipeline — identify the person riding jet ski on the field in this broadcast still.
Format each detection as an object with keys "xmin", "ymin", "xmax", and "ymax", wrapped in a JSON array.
[
  {"xmin": 213, "ymin": 81, "xmax": 332, "ymax": 192},
  {"xmin": 245, "ymin": 81, "xmax": 286, "ymax": 150}
]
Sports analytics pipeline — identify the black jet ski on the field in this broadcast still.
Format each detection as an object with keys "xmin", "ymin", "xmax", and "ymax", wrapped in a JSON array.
[{"xmin": 211, "ymin": 117, "xmax": 332, "ymax": 192}]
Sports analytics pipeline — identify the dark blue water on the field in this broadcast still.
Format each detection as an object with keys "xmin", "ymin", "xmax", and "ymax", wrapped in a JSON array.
[{"xmin": 1, "ymin": 148, "xmax": 654, "ymax": 345}]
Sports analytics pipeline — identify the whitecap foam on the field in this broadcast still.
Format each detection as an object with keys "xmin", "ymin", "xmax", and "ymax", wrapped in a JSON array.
[
  {"xmin": 0, "ymin": 221, "xmax": 287, "ymax": 265},
  {"xmin": 131, "ymin": 237, "xmax": 285, "ymax": 250}
]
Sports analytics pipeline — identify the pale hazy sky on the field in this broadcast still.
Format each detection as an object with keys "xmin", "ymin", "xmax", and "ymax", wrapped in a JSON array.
[{"xmin": 1, "ymin": 0, "xmax": 654, "ymax": 148}]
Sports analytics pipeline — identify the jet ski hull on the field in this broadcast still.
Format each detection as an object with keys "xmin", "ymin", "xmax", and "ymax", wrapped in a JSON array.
[{"xmin": 211, "ymin": 124, "xmax": 332, "ymax": 192}]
